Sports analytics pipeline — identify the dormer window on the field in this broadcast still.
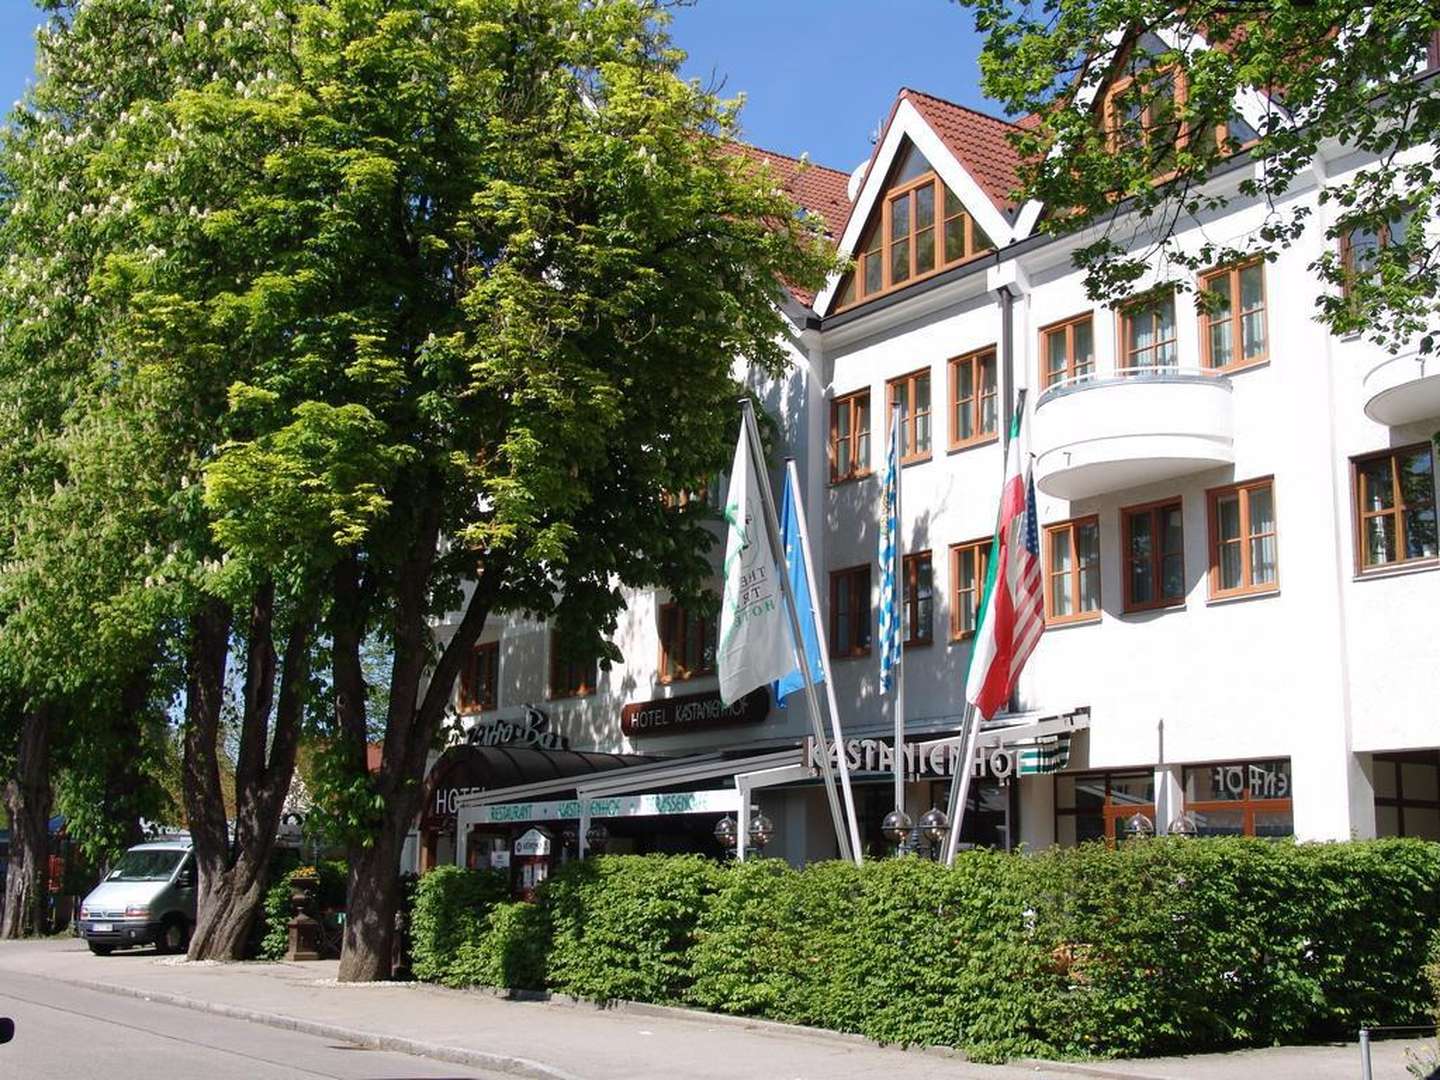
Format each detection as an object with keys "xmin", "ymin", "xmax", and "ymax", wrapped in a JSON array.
[
  {"xmin": 835, "ymin": 141, "xmax": 994, "ymax": 311},
  {"xmin": 1104, "ymin": 66, "xmax": 1185, "ymax": 169}
]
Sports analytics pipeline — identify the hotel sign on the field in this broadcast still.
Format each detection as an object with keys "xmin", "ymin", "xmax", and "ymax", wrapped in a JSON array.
[
  {"xmin": 472, "ymin": 789, "xmax": 741, "ymax": 825},
  {"xmin": 803, "ymin": 736, "xmax": 1020, "ymax": 781},
  {"xmin": 620, "ymin": 688, "xmax": 769, "ymax": 737}
]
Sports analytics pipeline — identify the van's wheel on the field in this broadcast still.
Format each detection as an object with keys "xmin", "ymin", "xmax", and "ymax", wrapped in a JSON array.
[
  {"xmin": 159, "ymin": 917, "xmax": 189, "ymax": 955},
  {"xmin": 88, "ymin": 943, "xmax": 114, "ymax": 956}
]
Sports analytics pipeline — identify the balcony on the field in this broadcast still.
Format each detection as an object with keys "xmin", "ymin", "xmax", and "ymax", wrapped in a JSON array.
[
  {"xmin": 1033, "ymin": 368, "xmax": 1235, "ymax": 500},
  {"xmin": 1362, "ymin": 350, "xmax": 1440, "ymax": 427}
]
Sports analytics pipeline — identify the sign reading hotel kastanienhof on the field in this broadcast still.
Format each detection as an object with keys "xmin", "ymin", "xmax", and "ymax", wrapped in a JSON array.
[{"xmin": 620, "ymin": 687, "xmax": 770, "ymax": 737}]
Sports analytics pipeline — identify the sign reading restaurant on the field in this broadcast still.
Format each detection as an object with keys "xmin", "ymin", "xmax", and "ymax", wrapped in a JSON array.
[{"xmin": 620, "ymin": 687, "xmax": 769, "ymax": 737}]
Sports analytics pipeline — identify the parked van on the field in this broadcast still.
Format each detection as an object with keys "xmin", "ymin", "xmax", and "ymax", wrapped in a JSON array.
[{"xmin": 78, "ymin": 841, "xmax": 196, "ymax": 955}]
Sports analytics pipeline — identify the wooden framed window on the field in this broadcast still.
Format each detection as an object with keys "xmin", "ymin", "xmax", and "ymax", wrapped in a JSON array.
[
  {"xmin": 902, "ymin": 552, "xmax": 934, "ymax": 646},
  {"xmin": 549, "ymin": 636, "xmax": 598, "ymax": 700},
  {"xmin": 949, "ymin": 348, "xmax": 998, "ymax": 450},
  {"xmin": 1056, "ymin": 772, "xmax": 1155, "ymax": 845},
  {"xmin": 1199, "ymin": 260, "xmax": 1268, "ymax": 371},
  {"xmin": 458, "ymin": 641, "xmax": 499, "ymax": 713},
  {"xmin": 1207, "ymin": 478, "xmax": 1278, "ymax": 598},
  {"xmin": 1104, "ymin": 66, "xmax": 1186, "ymax": 171},
  {"xmin": 829, "ymin": 390, "xmax": 871, "ymax": 483},
  {"xmin": 1341, "ymin": 208, "xmax": 1416, "ymax": 292},
  {"xmin": 1122, "ymin": 499, "xmax": 1185, "ymax": 611},
  {"xmin": 833, "ymin": 142, "xmax": 994, "ymax": 311},
  {"xmin": 658, "ymin": 603, "xmax": 717, "ymax": 683},
  {"xmin": 1430, "ymin": 28, "xmax": 1440, "ymax": 71},
  {"xmin": 1182, "ymin": 760, "xmax": 1293, "ymax": 837},
  {"xmin": 1374, "ymin": 751, "xmax": 1440, "ymax": 840},
  {"xmin": 888, "ymin": 369, "xmax": 932, "ymax": 463},
  {"xmin": 1044, "ymin": 516, "xmax": 1101, "ymax": 625},
  {"xmin": 1352, "ymin": 444, "xmax": 1438, "ymax": 573},
  {"xmin": 829, "ymin": 564, "xmax": 872, "ymax": 658},
  {"xmin": 949, "ymin": 538, "xmax": 990, "ymax": 639},
  {"xmin": 1041, "ymin": 314, "xmax": 1095, "ymax": 389},
  {"xmin": 1119, "ymin": 293, "xmax": 1178, "ymax": 373}
]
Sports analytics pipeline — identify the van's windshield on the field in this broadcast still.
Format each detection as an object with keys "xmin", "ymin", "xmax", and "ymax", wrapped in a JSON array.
[{"xmin": 106, "ymin": 850, "xmax": 185, "ymax": 882}]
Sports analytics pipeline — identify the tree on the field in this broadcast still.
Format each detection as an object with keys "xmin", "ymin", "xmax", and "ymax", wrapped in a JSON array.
[{"xmin": 958, "ymin": 0, "xmax": 1440, "ymax": 350}]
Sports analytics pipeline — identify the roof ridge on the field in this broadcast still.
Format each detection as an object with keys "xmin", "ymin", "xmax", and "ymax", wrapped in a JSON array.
[
  {"xmin": 729, "ymin": 139, "xmax": 851, "ymax": 179},
  {"xmin": 899, "ymin": 86, "xmax": 1025, "ymax": 131}
]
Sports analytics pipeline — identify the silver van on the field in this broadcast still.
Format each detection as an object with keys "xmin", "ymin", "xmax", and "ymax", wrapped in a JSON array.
[{"xmin": 78, "ymin": 841, "xmax": 196, "ymax": 955}]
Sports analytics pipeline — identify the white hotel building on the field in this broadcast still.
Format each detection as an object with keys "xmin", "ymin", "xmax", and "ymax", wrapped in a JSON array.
[{"xmin": 423, "ymin": 68, "xmax": 1440, "ymax": 871}]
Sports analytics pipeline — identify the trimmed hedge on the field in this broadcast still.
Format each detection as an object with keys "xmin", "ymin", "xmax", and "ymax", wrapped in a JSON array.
[{"xmin": 411, "ymin": 839, "xmax": 1440, "ymax": 1062}]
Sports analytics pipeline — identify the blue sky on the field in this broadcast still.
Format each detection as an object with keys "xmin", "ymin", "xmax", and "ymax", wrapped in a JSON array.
[{"xmin": 0, "ymin": 0, "xmax": 993, "ymax": 171}]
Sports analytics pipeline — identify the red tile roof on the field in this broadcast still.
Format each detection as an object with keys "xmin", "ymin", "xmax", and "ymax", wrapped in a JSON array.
[
  {"xmin": 726, "ymin": 140, "xmax": 854, "ymax": 307},
  {"xmin": 893, "ymin": 88, "xmax": 1028, "ymax": 215}
]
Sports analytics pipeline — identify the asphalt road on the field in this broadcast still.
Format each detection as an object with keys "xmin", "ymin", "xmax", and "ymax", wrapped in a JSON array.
[{"xmin": 0, "ymin": 969, "xmax": 508, "ymax": 1080}]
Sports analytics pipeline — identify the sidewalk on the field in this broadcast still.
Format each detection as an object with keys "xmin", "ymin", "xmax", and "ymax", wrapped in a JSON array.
[{"xmin": 0, "ymin": 939, "xmax": 1427, "ymax": 1080}]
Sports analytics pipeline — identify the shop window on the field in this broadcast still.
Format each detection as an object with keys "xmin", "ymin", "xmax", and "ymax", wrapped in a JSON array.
[
  {"xmin": 1041, "ymin": 313, "xmax": 1095, "ymax": 389},
  {"xmin": 829, "ymin": 564, "xmax": 872, "ymax": 658},
  {"xmin": 1199, "ymin": 260, "xmax": 1268, "ymax": 372},
  {"xmin": 949, "ymin": 537, "xmax": 990, "ymax": 639},
  {"xmin": 549, "ymin": 636, "xmax": 598, "ymax": 700},
  {"xmin": 1352, "ymin": 444, "xmax": 1438, "ymax": 572},
  {"xmin": 902, "ymin": 551, "xmax": 933, "ymax": 646},
  {"xmin": 928, "ymin": 779, "xmax": 1016, "ymax": 851},
  {"xmin": 458, "ymin": 641, "xmax": 499, "ymax": 713},
  {"xmin": 1208, "ymin": 478, "xmax": 1278, "ymax": 598},
  {"xmin": 658, "ymin": 603, "xmax": 716, "ymax": 683},
  {"xmin": 1122, "ymin": 499, "xmax": 1185, "ymax": 611},
  {"xmin": 1119, "ymin": 293, "xmax": 1178, "ymax": 374},
  {"xmin": 1056, "ymin": 771, "xmax": 1155, "ymax": 844},
  {"xmin": 1044, "ymin": 516, "xmax": 1101, "ymax": 625},
  {"xmin": 1374, "ymin": 751, "xmax": 1440, "ymax": 840},
  {"xmin": 949, "ymin": 347, "xmax": 998, "ymax": 449},
  {"xmin": 833, "ymin": 141, "xmax": 994, "ymax": 311},
  {"xmin": 1182, "ymin": 759, "xmax": 1293, "ymax": 837},
  {"xmin": 830, "ymin": 390, "xmax": 871, "ymax": 483},
  {"xmin": 888, "ymin": 369, "xmax": 932, "ymax": 462}
]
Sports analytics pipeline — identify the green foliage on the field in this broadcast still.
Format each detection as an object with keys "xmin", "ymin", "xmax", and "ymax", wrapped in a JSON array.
[
  {"xmin": 257, "ymin": 859, "xmax": 348, "ymax": 961},
  {"xmin": 546, "ymin": 855, "xmax": 724, "ymax": 1003},
  {"xmin": 414, "ymin": 841, "xmax": 1440, "ymax": 1063},
  {"xmin": 409, "ymin": 866, "xmax": 510, "ymax": 982},
  {"xmin": 956, "ymin": 0, "xmax": 1440, "ymax": 353}
]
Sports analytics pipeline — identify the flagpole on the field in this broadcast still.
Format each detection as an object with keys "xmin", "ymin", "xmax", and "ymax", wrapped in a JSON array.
[
  {"xmin": 942, "ymin": 388, "xmax": 1029, "ymax": 866},
  {"xmin": 740, "ymin": 400, "xmax": 854, "ymax": 864},
  {"xmin": 890, "ymin": 401, "xmax": 906, "ymax": 822},
  {"xmin": 785, "ymin": 458, "xmax": 863, "ymax": 865}
]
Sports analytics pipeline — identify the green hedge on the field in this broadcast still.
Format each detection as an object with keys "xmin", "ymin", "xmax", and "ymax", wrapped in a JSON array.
[
  {"xmin": 257, "ymin": 860, "xmax": 349, "ymax": 961},
  {"xmin": 411, "ymin": 839, "xmax": 1440, "ymax": 1062}
]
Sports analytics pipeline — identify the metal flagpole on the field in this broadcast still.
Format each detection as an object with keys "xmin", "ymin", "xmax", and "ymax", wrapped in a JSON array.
[
  {"xmin": 740, "ymin": 400, "xmax": 854, "ymax": 864},
  {"xmin": 890, "ymin": 401, "xmax": 906, "ymax": 820},
  {"xmin": 942, "ymin": 388, "xmax": 1029, "ymax": 866},
  {"xmin": 784, "ymin": 458, "xmax": 863, "ymax": 864}
]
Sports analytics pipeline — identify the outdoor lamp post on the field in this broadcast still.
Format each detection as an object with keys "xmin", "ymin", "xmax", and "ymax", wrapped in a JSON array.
[
  {"xmin": 1124, "ymin": 812, "xmax": 1155, "ymax": 840},
  {"xmin": 584, "ymin": 821, "xmax": 609, "ymax": 855},
  {"xmin": 919, "ymin": 806, "xmax": 949, "ymax": 858},
  {"xmin": 713, "ymin": 815, "xmax": 738, "ymax": 855},
  {"xmin": 881, "ymin": 809, "xmax": 913, "ymax": 852},
  {"xmin": 1167, "ymin": 812, "xmax": 1199, "ymax": 837},
  {"xmin": 747, "ymin": 809, "xmax": 774, "ymax": 853}
]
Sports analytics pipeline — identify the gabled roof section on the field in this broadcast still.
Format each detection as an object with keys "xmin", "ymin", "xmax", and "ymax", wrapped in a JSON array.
[
  {"xmin": 724, "ymin": 140, "xmax": 853, "ymax": 308},
  {"xmin": 815, "ymin": 88, "xmax": 1032, "ymax": 316}
]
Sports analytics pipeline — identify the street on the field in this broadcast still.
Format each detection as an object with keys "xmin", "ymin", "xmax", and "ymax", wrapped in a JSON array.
[{"xmin": 0, "ymin": 968, "xmax": 507, "ymax": 1080}]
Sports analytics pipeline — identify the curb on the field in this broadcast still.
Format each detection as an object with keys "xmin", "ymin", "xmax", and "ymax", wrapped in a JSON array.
[
  {"xmin": 38, "ymin": 972, "xmax": 585, "ymax": 1080},
  {"xmin": 1012, "ymin": 1061, "xmax": 1174, "ymax": 1080}
]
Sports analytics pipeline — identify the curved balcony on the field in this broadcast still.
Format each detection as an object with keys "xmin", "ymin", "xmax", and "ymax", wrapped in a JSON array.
[
  {"xmin": 1033, "ymin": 368, "xmax": 1235, "ymax": 500},
  {"xmin": 1362, "ymin": 351, "xmax": 1440, "ymax": 427}
]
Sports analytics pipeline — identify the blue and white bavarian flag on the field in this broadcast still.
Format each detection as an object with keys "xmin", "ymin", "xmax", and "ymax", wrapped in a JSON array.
[
  {"xmin": 772, "ymin": 470, "xmax": 825, "ymax": 707},
  {"xmin": 877, "ymin": 413, "xmax": 902, "ymax": 694}
]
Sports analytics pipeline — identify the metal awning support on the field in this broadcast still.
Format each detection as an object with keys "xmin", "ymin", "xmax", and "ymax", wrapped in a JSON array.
[
  {"xmin": 575, "ymin": 749, "xmax": 798, "ymax": 801},
  {"xmin": 732, "ymin": 762, "xmax": 814, "ymax": 862},
  {"xmin": 453, "ymin": 752, "xmax": 728, "ymax": 811}
]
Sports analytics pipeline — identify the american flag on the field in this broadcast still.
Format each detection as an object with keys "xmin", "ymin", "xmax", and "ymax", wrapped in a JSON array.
[
  {"xmin": 877, "ymin": 412, "xmax": 901, "ymax": 695},
  {"xmin": 964, "ymin": 416, "xmax": 1044, "ymax": 720}
]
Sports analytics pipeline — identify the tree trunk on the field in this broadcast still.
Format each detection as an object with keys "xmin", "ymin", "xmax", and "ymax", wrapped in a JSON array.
[
  {"xmin": 186, "ymin": 585, "xmax": 317, "ymax": 962},
  {"xmin": 336, "ymin": 533, "xmax": 505, "ymax": 981},
  {"xmin": 2, "ymin": 706, "xmax": 54, "ymax": 939}
]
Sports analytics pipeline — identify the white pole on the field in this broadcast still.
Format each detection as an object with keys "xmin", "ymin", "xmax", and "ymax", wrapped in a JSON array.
[
  {"xmin": 942, "ymin": 702, "xmax": 979, "ymax": 864},
  {"xmin": 740, "ymin": 400, "xmax": 854, "ymax": 864},
  {"xmin": 890, "ymin": 401, "xmax": 906, "ymax": 820},
  {"xmin": 784, "ymin": 458, "xmax": 863, "ymax": 865}
]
